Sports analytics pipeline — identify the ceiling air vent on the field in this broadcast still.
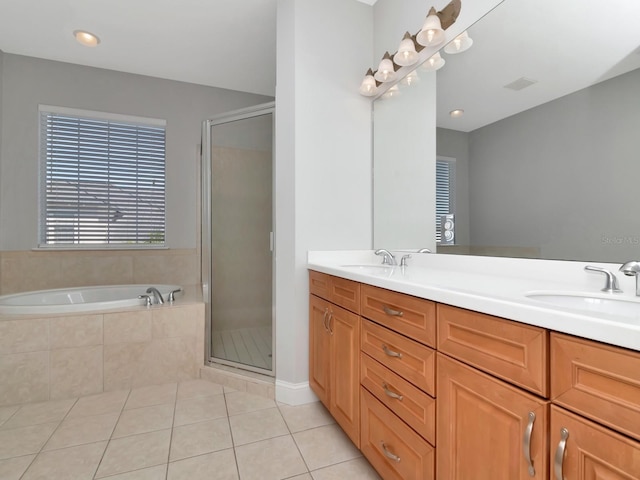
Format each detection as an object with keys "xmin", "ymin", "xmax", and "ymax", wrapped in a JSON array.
[{"xmin": 503, "ymin": 77, "xmax": 537, "ymax": 91}]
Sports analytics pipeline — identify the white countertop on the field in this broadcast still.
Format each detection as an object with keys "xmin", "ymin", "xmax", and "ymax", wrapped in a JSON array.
[{"xmin": 308, "ymin": 250, "xmax": 640, "ymax": 352}]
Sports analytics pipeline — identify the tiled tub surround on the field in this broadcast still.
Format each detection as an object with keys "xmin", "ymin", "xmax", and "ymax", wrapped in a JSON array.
[
  {"xmin": 0, "ymin": 302, "xmax": 205, "ymax": 407},
  {"xmin": 0, "ymin": 249, "xmax": 200, "ymax": 295}
]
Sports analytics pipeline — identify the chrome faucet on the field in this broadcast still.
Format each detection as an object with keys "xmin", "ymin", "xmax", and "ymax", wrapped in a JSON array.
[
  {"xmin": 619, "ymin": 261, "xmax": 640, "ymax": 295},
  {"xmin": 417, "ymin": 248, "xmax": 432, "ymax": 253},
  {"xmin": 584, "ymin": 266, "xmax": 622, "ymax": 293},
  {"xmin": 146, "ymin": 287, "xmax": 165, "ymax": 304},
  {"xmin": 374, "ymin": 249, "xmax": 397, "ymax": 266}
]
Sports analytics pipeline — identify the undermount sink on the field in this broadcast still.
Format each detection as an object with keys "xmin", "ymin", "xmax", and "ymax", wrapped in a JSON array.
[{"xmin": 526, "ymin": 292, "xmax": 640, "ymax": 318}]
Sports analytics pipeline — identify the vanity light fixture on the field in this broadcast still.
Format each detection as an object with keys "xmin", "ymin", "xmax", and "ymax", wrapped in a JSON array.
[
  {"xmin": 421, "ymin": 51, "xmax": 446, "ymax": 72},
  {"xmin": 444, "ymin": 30, "xmax": 473, "ymax": 54},
  {"xmin": 359, "ymin": 69, "xmax": 379, "ymax": 97},
  {"xmin": 358, "ymin": 0, "xmax": 461, "ymax": 97},
  {"xmin": 73, "ymin": 30, "xmax": 101, "ymax": 47},
  {"xmin": 450, "ymin": 109, "xmax": 465, "ymax": 118},
  {"xmin": 394, "ymin": 32, "xmax": 419, "ymax": 67},
  {"xmin": 381, "ymin": 85, "xmax": 400, "ymax": 99},
  {"xmin": 374, "ymin": 52, "xmax": 398, "ymax": 83},
  {"xmin": 401, "ymin": 70, "xmax": 420, "ymax": 86},
  {"xmin": 417, "ymin": 7, "xmax": 446, "ymax": 47}
]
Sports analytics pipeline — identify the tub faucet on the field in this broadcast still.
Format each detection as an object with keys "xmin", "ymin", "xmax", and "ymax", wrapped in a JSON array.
[
  {"xmin": 619, "ymin": 261, "xmax": 640, "ymax": 296},
  {"xmin": 146, "ymin": 287, "xmax": 165, "ymax": 305},
  {"xmin": 375, "ymin": 249, "xmax": 397, "ymax": 266}
]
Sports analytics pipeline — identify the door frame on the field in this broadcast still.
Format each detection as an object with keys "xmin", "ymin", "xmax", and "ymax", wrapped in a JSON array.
[{"xmin": 201, "ymin": 101, "xmax": 276, "ymax": 376}]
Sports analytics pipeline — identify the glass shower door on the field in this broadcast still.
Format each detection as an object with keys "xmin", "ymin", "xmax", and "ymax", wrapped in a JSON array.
[{"xmin": 202, "ymin": 103, "xmax": 274, "ymax": 375}]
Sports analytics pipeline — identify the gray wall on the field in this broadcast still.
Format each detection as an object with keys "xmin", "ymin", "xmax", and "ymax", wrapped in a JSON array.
[
  {"xmin": 465, "ymin": 68, "xmax": 640, "ymax": 261},
  {"xmin": 0, "ymin": 53, "xmax": 272, "ymax": 250}
]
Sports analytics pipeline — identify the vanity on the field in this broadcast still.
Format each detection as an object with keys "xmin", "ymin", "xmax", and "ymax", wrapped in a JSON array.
[{"xmin": 308, "ymin": 251, "xmax": 640, "ymax": 480}]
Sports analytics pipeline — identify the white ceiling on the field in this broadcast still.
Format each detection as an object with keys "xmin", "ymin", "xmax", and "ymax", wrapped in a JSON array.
[
  {"xmin": 0, "ymin": 0, "xmax": 278, "ymax": 97},
  {"xmin": 434, "ymin": 0, "xmax": 640, "ymax": 131}
]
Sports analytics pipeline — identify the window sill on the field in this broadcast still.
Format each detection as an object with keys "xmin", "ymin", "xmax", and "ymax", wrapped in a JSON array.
[{"xmin": 33, "ymin": 245, "xmax": 169, "ymax": 252}]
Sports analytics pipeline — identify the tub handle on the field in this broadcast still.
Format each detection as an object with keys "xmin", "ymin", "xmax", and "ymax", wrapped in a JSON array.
[
  {"xmin": 138, "ymin": 294, "xmax": 152, "ymax": 307},
  {"xmin": 168, "ymin": 288, "xmax": 182, "ymax": 303}
]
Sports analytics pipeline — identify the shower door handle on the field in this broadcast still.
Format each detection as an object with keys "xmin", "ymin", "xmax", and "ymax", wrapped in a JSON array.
[{"xmin": 269, "ymin": 232, "xmax": 274, "ymax": 252}]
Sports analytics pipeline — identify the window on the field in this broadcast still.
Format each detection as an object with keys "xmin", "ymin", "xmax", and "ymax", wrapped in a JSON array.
[
  {"xmin": 436, "ymin": 157, "xmax": 455, "ymax": 243},
  {"xmin": 39, "ymin": 106, "xmax": 166, "ymax": 247}
]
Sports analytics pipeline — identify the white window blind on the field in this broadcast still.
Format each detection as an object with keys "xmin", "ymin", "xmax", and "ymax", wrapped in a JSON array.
[
  {"xmin": 436, "ymin": 158, "xmax": 454, "ymax": 243},
  {"xmin": 39, "ymin": 107, "xmax": 166, "ymax": 247}
]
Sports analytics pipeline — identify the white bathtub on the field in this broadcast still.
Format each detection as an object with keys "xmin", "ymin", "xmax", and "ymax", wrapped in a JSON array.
[{"xmin": 0, "ymin": 284, "xmax": 182, "ymax": 315}]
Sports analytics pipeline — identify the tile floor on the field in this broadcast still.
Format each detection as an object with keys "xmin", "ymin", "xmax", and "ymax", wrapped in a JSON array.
[{"xmin": 0, "ymin": 379, "xmax": 381, "ymax": 480}]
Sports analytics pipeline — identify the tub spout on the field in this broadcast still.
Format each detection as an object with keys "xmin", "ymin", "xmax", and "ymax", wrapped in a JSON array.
[{"xmin": 146, "ymin": 287, "xmax": 165, "ymax": 305}]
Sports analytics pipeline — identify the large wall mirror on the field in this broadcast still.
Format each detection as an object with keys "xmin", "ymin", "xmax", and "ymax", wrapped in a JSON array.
[{"xmin": 373, "ymin": 0, "xmax": 640, "ymax": 263}]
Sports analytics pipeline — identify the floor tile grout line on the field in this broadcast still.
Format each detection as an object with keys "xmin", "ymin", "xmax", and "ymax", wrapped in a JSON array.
[
  {"xmin": 222, "ymin": 389, "xmax": 243, "ymax": 479},
  {"xmin": 91, "ymin": 388, "xmax": 133, "ymax": 480},
  {"xmin": 164, "ymin": 381, "xmax": 179, "ymax": 474},
  {"xmin": 276, "ymin": 402, "xmax": 313, "ymax": 476}
]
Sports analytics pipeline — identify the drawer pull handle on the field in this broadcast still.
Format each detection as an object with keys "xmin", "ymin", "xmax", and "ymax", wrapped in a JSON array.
[
  {"xmin": 382, "ymin": 383, "xmax": 404, "ymax": 401},
  {"xmin": 523, "ymin": 411, "xmax": 536, "ymax": 477},
  {"xmin": 553, "ymin": 428, "xmax": 569, "ymax": 480},
  {"xmin": 381, "ymin": 442, "xmax": 401, "ymax": 463},
  {"xmin": 382, "ymin": 305, "xmax": 404, "ymax": 317},
  {"xmin": 382, "ymin": 344, "xmax": 403, "ymax": 358},
  {"xmin": 322, "ymin": 308, "xmax": 329, "ymax": 332}
]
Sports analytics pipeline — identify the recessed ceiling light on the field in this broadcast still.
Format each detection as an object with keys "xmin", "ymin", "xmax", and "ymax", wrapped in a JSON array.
[
  {"xmin": 73, "ymin": 30, "xmax": 100, "ymax": 47},
  {"xmin": 450, "ymin": 109, "xmax": 464, "ymax": 118}
]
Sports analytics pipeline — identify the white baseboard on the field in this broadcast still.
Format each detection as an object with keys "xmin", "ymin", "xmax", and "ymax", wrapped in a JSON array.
[{"xmin": 275, "ymin": 380, "xmax": 319, "ymax": 406}]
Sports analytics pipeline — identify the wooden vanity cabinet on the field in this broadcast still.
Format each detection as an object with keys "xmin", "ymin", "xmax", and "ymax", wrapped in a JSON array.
[
  {"xmin": 549, "ymin": 405, "xmax": 640, "ymax": 480},
  {"xmin": 308, "ymin": 271, "xmax": 360, "ymax": 447},
  {"xmin": 437, "ymin": 353, "xmax": 549, "ymax": 480}
]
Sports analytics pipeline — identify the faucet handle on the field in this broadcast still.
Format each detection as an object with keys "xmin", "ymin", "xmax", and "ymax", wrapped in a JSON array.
[
  {"xmin": 584, "ymin": 266, "xmax": 623, "ymax": 293},
  {"xmin": 400, "ymin": 254, "xmax": 412, "ymax": 267},
  {"xmin": 138, "ymin": 294, "xmax": 152, "ymax": 307},
  {"xmin": 168, "ymin": 288, "xmax": 182, "ymax": 303}
]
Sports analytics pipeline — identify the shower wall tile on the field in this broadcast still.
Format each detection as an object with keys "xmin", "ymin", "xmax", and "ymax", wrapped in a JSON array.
[
  {"xmin": 0, "ymin": 319, "xmax": 49, "ymax": 354},
  {"xmin": 104, "ymin": 311, "xmax": 152, "ymax": 345},
  {"xmin": 50, "ymin": 345, "xmax": 104, "ymax": 400},
  {"xmin": 0, "ymin": 351, "xmax": 49, "ymax": 406},
  {"xmin": 50, "ymin": 315, "xmax": 103, "ymax": 349}
]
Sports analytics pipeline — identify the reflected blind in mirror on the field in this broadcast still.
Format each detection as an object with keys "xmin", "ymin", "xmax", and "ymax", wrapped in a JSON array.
[{"xmin": 436, "ymin": 158, "xmax": 454, "ymax": 242}]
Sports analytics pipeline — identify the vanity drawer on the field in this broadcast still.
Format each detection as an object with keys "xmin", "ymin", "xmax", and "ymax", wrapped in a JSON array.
[
  {"xmin": 551, "ymin": 332, "xmax": 640, "ymax": 441},
  {"xmin": 360, "ymin": 352, "xmax": 435, "ymax": 445},
  {"xmin": 309, "ymin": 270, "xmax": 360, "ymax": 314},
  {"xmin": 361, "ymin": 284, "xmax": 436, "ymax": 348},
  {"xmin": 361, "ymin": 318, "xmax": 435, "ymax": 396},
  {"xmin": 361, "ymin": 387, "xmax": 435, "ymax": 480},
  {"xmin": 437, "ymin": 304, "xmax": 549, "ymax": 397}
]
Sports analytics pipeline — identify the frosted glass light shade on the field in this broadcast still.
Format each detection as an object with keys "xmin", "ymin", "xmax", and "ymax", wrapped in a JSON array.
[
  {"xmin": 400, "ymin": 70, "xmax": 419, "ymax": 86},
  {"xmin": 421, "ymin": 51, "xmax": 445, "ymax": 72},
  {"xmin": 416, "ymin": 10, "xmax": 445, "ymax": 47},
  {"xmin": 394, "ymin": 33, "xmax": 418, "ymax": 67},
  {"xmin": 359, "ymin": 69, "xmax": 378, "ymax": 96},
  {"xmin": 444, "ymin": 31, "xmax": 473, "ymax": 54},
  {"xmin": 374, "ymin": 52, "xmax": 397, "ymax": 83}
]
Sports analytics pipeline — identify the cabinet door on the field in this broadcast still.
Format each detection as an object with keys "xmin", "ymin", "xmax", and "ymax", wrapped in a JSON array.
[
  {"xmin": 550, "ymin": 405, "xmax": 640, "ymax": 480},
  {"xmin": 330, "ymin": 303, "xmax": 360, "ymax": 447},
  {"xmin": 309, "ymin": 294, "xmax": 330, "ymax": 407},
  {"xmin": 437, "ymin": 354, "xmax": 549, "ymax": 480}
]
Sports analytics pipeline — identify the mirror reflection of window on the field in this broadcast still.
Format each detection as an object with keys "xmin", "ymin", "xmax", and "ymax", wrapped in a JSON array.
[{"xmin": 436, "ymin": 157, "xmax": 455, "ymax": 243}]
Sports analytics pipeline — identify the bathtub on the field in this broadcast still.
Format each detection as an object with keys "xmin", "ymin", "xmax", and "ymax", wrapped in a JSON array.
[{"xmin": 0, "ymin": 284, "xmax": 182, "ymax": 315}]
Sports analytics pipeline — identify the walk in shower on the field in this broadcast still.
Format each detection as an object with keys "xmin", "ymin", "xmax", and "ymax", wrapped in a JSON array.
[{"xmin": 202, "ymin": 102, "xmax": 275, "ymax": 375}]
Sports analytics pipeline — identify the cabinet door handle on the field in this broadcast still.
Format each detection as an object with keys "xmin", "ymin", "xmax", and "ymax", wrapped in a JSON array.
[
  {"xmin": 382, "ymin": 305, "xmax": 403, "ymax": 317},
  {"xmin": 382, "ymin": 382, "xmax": 404, "ymax": 401},
  {"xmin": 327, "ymin": 312, "xmax": 334, "ymax": 335},
  {"xmin": 382, "ymin": 344, "xmax": 403, "ymax": 358},
  {"xmin": 322, "ymin": 308, "xmax": 329, "ymax": 332},
  {"xmin": 381, "ymin": 442, "xmax": 401, "ymax": 463},
  {"xmin": 553, "ymin": 428, "xmax": 569, "ymax": 480},
  {"xmin": 523, "ymin": 411, "xmax": 536, "ymax": 477}
]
